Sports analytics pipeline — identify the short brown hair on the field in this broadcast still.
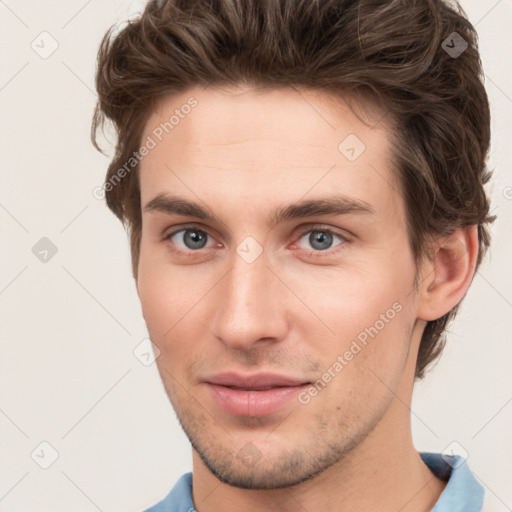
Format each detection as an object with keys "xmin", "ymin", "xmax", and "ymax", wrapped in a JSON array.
[{"xmin": 92, "ymin": 0, "xmax": 494, "ymax": 379}]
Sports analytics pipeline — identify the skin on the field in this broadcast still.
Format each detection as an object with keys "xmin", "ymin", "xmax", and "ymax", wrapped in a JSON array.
[{"xmin": 135, "ymin": 85, "xmax": 478, "ymax": 512}]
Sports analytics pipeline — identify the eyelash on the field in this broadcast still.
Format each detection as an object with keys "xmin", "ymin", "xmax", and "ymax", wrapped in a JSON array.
[{"xmin": 162, "ymin": 224, "xmax": 348, "ymax": 258}]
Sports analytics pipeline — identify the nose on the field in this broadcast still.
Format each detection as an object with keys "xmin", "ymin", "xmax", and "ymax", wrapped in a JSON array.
[{"xmin": 210, "ymin": 248, "xmax": 289, "ymax": 351}]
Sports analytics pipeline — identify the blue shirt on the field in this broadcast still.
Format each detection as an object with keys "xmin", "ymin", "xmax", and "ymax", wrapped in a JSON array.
[{"xmin": 143, "ymin": 452, "xmax": 485, "ymax": 511}]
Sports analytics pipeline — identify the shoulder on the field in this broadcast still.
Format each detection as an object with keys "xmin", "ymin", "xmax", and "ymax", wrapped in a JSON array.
[{"xmin": 142, "ymin": 473, "xmax": 194, "ymax": 512}]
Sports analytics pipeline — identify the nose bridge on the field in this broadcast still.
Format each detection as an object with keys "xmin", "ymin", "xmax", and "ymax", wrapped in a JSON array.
[{"xmin": 211, "ymin": 248, "xmax": 287, "ymax": 348}]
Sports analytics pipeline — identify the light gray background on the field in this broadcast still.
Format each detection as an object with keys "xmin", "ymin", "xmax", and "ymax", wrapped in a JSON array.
[{"xmin": 1, "ymin": 1, "xmax": 511, "ymax": 511}]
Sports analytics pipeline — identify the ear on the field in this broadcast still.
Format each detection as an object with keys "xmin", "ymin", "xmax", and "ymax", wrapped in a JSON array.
[{"xmin": 417, "ymin": 226, "xmax": 479, "ymax": 322}]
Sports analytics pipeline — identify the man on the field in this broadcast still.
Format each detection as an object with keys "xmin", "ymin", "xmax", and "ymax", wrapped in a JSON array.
[{"xmin": 92, "ymin": 0, "xmax": 495, "ymax": 510}]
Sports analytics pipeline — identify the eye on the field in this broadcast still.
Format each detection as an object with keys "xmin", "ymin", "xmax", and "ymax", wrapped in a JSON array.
[
  {"xmin": 296, "ymin": 228, "xmax": 345, "ymax": 252},
  {"xmin": 162, "ymin": 225, "xmax": 347, "ymax": 257},
  {"xmin": 164, "ymin": 227, "xmax": 215, "ymax": 251}
]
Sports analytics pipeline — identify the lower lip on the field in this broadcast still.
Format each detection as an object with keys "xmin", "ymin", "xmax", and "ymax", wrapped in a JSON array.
[{"xmin": 206, "ymin": 383, "xmax": 309, "ymax": 417}]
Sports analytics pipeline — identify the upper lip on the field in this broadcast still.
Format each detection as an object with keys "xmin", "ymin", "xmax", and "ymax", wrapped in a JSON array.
[{"xmin": 204, "ymin": 372, "xmax": 310, "ymax": 390}]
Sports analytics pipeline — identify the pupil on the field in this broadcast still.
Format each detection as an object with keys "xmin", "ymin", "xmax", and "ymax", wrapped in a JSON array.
[{"xmin": 310, "ymin": 231, "xmax": 332, "ymax": 251}]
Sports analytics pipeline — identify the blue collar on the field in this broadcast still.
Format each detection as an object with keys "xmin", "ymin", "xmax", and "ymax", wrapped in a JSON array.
[{"xmin": 421, "ymin": 452, "xmax": 484, "ymax": 511}]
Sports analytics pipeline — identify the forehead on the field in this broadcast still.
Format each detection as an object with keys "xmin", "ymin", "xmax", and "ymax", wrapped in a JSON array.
[
  {"xmin": 138, "ymin": 85, "xmax": 402, "ymax": 222},
  {"xmin": 143, "ymin": 84, "xmax": 388, "ymax": 151}
]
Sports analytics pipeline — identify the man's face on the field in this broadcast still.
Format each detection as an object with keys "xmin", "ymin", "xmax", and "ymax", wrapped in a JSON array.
[{"xmin": 136, "ymin": 86, "xmax": 422, "ymax": 488}]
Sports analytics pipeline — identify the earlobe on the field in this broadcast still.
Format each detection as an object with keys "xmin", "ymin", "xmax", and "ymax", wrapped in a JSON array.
[{"xmin": 417, "ymin": 226, "xmax": 479, "ymax": 322}]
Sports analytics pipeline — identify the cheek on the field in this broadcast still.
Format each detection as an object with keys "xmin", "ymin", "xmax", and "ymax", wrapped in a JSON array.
[
  {"xmin": 286, "ymin": 261, "xmax": 413, "ymax": 337},
  {"xmin": 136, "ymin": 245, "xmax": 219, "ymax": 352},
  {"xmin": 137, "ymin": 245, "xmax": 185, "ymax": 339},
  {"xmin": 285, "ymin": 261, "xmax": 416, "ymax": 390}
]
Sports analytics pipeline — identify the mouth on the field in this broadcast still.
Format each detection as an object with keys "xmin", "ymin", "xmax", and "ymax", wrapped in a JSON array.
[
  {"xmin": 204, "ymin": 372, "xmax": 311, "ymax": 417},
  {"xmin": 221, "ymin": 384, "xmax": 296, "ymax": 391}
]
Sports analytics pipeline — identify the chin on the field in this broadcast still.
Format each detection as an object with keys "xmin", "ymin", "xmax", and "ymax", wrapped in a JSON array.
[{"xmin": 191, "ymin": 437, "xmax": 349, "ymax": 490}]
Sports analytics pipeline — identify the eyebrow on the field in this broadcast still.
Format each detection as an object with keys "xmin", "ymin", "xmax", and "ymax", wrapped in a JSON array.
[{"xmin": 143, "ymin": 193, "xmax": 375, "ymax": 227}]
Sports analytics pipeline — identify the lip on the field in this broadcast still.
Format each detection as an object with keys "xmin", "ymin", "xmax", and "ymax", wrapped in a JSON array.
[{"xmin": 204, "ymin": 372, "xmax": 311, "ymax": 417}]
